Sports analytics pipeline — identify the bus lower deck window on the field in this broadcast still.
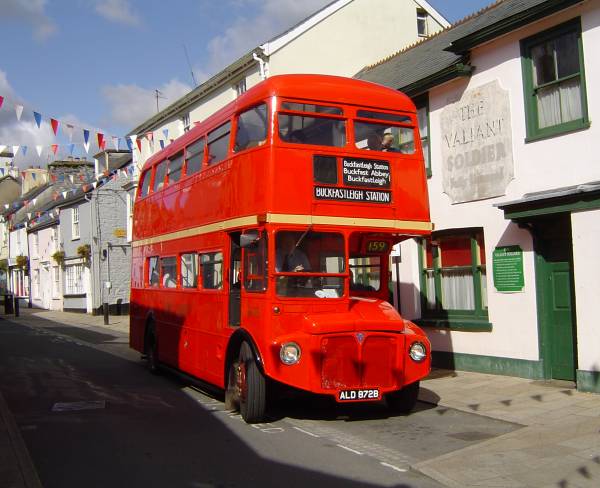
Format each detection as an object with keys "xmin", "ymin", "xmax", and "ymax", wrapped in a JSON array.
[
  {"xmin": 181, "ymin": 253, "xmax": 198, "ymax": 288},
  {"xmin": 201, "ymin": 252, "xmax": 223, "ymax": 289}
]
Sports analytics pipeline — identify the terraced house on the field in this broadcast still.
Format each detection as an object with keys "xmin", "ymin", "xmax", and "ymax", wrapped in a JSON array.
[{"xmin": 356, "ymin": 0, "xmax": 600, "ymax": 392}]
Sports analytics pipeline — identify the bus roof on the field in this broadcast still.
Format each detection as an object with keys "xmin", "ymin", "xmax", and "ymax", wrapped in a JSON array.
[{"xmin": 142, "ymin": 74, "xmax": 415, "ymax": 172}]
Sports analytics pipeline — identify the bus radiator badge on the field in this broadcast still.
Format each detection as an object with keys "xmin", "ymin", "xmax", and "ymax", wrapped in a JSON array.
[{"xmin": 356, "ymin": 333, "xmax": 365, "ymax": 344}]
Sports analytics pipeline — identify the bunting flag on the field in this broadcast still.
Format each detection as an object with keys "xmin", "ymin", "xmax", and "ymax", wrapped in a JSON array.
[
  {"xmin": 83, "ymin": 129, "xmax": 90, "ymax": 145},
  {"xmin": 32, "ymin": 173, "xmax": 36, "ymax": 181},
  {"xmin": 32, "ymin": 198, "xmax": 37, "ymax": 205},
  {"xmin": 51, "ymin": 174, "xmax": 57, "ymax": 182},
  {"xmin": 51, "ymin": 144, "xmax": 58, "ymax": 155},
  {"xmin": 136, "ymin": 138, "xmax": 142, "ymax": 152},
  {"xmin": 68, "ymin": 143, "xmax": 75, "ymax": 155},
  {"xmin": 97, "ymin": 132, "xmax": 105, "ymax": 150},
  {"xmin": 162, "ymin": 128, "xmax": 168, "ymax": 139},
  {"xmin": 35, "ymin": 145, "xmax": 43, "ymax": 157},
  {"xmin": 0, "ymin": 145, "xmax": 6, "ymax": 154},
  {"xmin": 21, "ymin": 146, "xmax": 27, "ymax": 156},
  {"xmin": 33, "ymin": 111, "xmax": 42, "ymax": 128},
  {"xmin": 15, "ymin": 104, "xmax": 23, "ymax": 121},
  {"xmin": 126, "ymin": 136, "xmax": 133, "ymax": 151},
  {"xmin": 12, "ymin": 145, "xmax": 19, "ymax": 156},
  {"xmin": 62, "ymin": 191, "xmax": 68, "ymax": 199},
  {"xmin": 0, "ymin": 169, "xmax": 5, "ymax": 176},
  {"xmin": 146, "ymin": 131, "xmax": 154, "ymax": 142},
  {"xmin": 92, "ymin": 182, "xmax": 98, "ymax": 189},
  {"xmin": 83, "ymin": 141, "xmax": 90, "ymax": 153},
  {"xmin": 0, "ymin": 96, "xmax": 3, "ymax": 109},
  {"xmin": 69, "ymin": 175, "xmax": 74, "ymax": 183},
  {"xmin": 159, "ymin": 140, "xmax": 165, "ymax": 150},
  {"xmin": 112, "ymin": 136, "xmax": 119, "ymax": 150},
  {"xmin": 65, "ymin": 124, "xmax": 74, "ymax": 141},
  {"xmin": 27, "ymin": 213, "xmax": 31, "ymax": 219},
  {"xmin": 50, "ymin": 118, "xmax": 59, "ymax": 136}
]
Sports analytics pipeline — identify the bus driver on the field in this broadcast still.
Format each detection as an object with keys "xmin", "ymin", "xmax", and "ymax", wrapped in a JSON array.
[{"xmin": 275, "ymin": 233, "xmax": 311, "ymax": 272}]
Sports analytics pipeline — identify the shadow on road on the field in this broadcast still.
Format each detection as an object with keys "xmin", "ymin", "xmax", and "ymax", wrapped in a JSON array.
[{"xmin": 0, "ymin": 317, "xmax": 422, "ymax": 488}]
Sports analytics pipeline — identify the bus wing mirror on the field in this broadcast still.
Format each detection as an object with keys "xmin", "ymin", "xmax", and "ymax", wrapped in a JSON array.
[{"xmin": 240, "ymin": 230, "xmax": 260, "ymax": 248}]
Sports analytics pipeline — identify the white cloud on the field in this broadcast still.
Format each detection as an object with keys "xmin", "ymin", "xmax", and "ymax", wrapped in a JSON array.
[
  {"xmin": 206, "ymin": 0, "xmax": 331, "ymax": 72},
  {"xmin": 3, "ymin": 0, "xmax": 56, "ymax": 40},
  {"xmin": 102, "ymin": 79, "xmax": 192, "ymax": 128},
  {"xmin": 94, "ymin": 0, "xmax": 141, "ymax": 26}
]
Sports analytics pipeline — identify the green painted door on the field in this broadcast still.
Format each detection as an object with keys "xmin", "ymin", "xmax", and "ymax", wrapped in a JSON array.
[{"xmin": 535, "ymin": 215, "xmax": 577, "ymax": 381}]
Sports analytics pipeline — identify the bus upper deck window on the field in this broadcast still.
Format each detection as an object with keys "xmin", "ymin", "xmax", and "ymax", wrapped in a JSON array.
[
  {"xmin": 186, "ymin": 139, "xmax": 205, "ymax": 174},
  {"xmin": 139, "ymin": 170, "xmax": 151, "ymax": 198},
  {"xmin": 278, "ymin": 114, "xmax": 346, "ymax": 147},
  {"xmin": 168, "ymin": 152, "xmax": 184, "ymax": 183},
  {"xmin": 354, "ymin": 121, "xmax": 416, "ymax": 154},
  {"xmin": 207, "ymin": 122, "xmax": 231, "ymax": 165},
  {"xmin": 235, "ymin": 103, "xmax": 268, "ymax": 152},
  {"xmin": 153, "ymin": 161, "xmax": 167, "ymax": 192}
]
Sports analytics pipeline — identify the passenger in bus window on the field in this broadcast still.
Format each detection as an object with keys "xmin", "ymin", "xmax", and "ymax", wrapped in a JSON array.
[
  {"xmin": 381, "ymin": 132, "xmax": 397, "ymax": 152},
  {"xmin": 276, "ymin": 233, "xmax": 311, "ymax": 272}
]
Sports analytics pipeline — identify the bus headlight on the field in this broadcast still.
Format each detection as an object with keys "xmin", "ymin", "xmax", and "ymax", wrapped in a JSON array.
[
  {"xmin": 280, "ymin": 342, "xmax": 301, "ymax": 365},
  {"xmin": 409, "ymin": 342, "xmax": 427, "ymax": 362}
]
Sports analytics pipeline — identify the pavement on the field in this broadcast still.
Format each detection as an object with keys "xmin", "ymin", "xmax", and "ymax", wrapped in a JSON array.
[{"xmin": 0, "ymin": 307, "xmax": 599, "ymax": 488}]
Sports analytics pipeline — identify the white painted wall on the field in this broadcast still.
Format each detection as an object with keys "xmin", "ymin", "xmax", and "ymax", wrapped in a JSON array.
[
  {"xmin": 571, "ymin": 209, "xmax": 600, "ymax": 373},
  {"xmin": 400, "ymin": 2, "xmax": 600, "ymax": 363}
]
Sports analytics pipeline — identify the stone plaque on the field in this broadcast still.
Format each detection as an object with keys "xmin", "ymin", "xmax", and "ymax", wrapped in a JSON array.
[
  {"xmin": 493, "ymin": 246, "xmax": 524, "ymax": 292},
  {"xmin": 440, "ymin": 80, "xmax": 514, "ymax": 204}
]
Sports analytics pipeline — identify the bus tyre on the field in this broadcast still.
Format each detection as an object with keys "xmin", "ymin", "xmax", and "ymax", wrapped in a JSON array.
[
  {"xmin": 387, "ymin": 381, "xmax": 420, "ymax": 414},
  {"xmin": 238, "ymin": 342, "xmax": 267, "ymax": 423},
  {"xmin": 145, "ymin": 324, "xmax": 160, "ymax": 375}
]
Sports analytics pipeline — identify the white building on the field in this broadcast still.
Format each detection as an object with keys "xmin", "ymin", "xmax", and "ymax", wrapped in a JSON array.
[
  {"xmin": 357, "ymin": 0, "xmax": 600, "ymax": 392},
  {"xmin": 129, "ymin": 0, "xmax": 449, "ymax": 167}
]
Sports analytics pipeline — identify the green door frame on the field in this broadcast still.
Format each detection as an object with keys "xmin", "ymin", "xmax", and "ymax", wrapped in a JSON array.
[{"xmin": 532, "ymin": 219, "xmax": 578, "ymax": 381}]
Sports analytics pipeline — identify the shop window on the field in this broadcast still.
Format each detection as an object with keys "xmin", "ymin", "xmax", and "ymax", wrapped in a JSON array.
[
  {"xmin": 521, "ymin": 18, "xmax": 589, "ymax": 141},
  {"xmin": 419, "ymin": 230, "xmax": 488, "ymax": 320},
  {"xmin": 65, "ymin": 263, "xmax": 84, "ymax": 295}
]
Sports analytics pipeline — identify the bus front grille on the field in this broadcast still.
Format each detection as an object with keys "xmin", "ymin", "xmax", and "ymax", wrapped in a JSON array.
[{"xmin": 320, "ymin": 334, "xmax": 398, "ymax": 390}]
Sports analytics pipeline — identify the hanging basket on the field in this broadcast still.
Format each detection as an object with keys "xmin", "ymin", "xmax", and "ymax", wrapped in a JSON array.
[{"xmin": 51, "ymin": 250, "xmax": 65, "ymax": 266}]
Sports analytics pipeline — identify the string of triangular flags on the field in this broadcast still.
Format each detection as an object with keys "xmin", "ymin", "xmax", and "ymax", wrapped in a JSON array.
[
  {"xmin": 2, "ymin": 163, "xmax": 137, "ymax": 229},
  {"xmin": 0, "ymin": 92, "xmax": 182, "ymax": 157}
]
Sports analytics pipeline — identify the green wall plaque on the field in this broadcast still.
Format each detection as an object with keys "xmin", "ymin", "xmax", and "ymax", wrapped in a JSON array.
[{"xmin": 493, "ymin": 246, "xmax": 524, "ymax": 292}]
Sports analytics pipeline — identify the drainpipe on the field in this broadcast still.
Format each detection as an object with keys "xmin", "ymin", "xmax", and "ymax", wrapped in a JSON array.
[
  {"xmin": 25, "ymin": 227, "xmax": 32, "ymax": 308},
  {"xmin": 253, "ymin": 52, "xmax": 269, "ymax": 80}
]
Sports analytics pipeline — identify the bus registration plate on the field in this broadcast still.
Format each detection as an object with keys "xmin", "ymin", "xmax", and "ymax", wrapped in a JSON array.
[{"xmin": 338, "ymin": 388, "xmax": 380, "ymax": 402}]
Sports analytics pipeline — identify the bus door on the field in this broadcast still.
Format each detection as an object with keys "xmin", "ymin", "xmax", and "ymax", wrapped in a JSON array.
[{"xmin": 228, "ymin": 233, "xmax": 241, "ymax": 327}]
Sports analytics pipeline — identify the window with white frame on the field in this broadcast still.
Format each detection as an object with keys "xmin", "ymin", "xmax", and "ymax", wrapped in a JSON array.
[
  {"xmin": 72, "ymin": 207, "xmax": 80, "ymax": 240},
  {"xmin": 234, "ymin": 78, "xmax": 247, "ymax": 97},
  {"xmin": 32, "ymin": 233, "xmax": 39, "ymax": 257},
  {"xmin": 181, "ymin": 113, "xmax": 191, "ymax": 133},
  {"xmin": 417, "ymin": 9, "xmax": 428, "ymax": 37},
  {"xmin": 65, "ymin": 263, "xmax": 84, "ymax": 295},
  {"xmin": 52, "ymin": 226, "xmax": 59, "ymax": 247},
  {"xmin": 52, "ymin": 266, "xmax": 60, "ymax": 297}
]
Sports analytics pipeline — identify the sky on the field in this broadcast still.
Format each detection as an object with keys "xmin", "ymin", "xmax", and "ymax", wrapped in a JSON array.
[{"xmin": 0, "ymin": 0, "xmax": 493, "ymax": 167}]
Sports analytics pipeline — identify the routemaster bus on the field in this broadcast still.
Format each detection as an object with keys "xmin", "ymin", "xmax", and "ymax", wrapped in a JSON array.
[{"xmin": 130, "ymin": 74, "xmax": 433, "ymax": 423}]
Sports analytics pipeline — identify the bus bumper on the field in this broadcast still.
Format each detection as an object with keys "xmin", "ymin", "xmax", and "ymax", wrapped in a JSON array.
[{"xmin": 265, "ymin": 323, "xmax": 431, "ymax": 401}]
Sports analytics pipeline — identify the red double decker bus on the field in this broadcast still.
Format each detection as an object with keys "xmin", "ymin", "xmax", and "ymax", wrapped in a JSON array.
[{"xmin": 130, "ymin": 74, "xmax": 432, "ymax": 422}]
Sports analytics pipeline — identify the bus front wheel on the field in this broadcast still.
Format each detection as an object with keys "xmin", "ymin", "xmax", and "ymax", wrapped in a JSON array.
[
  {"xmin": 386, "ymin": 381, "xmax": 420, "ymax": 414},
  {"xmin": 226, "ymin": 341, "xmax": 267, "ymax": 423}
]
